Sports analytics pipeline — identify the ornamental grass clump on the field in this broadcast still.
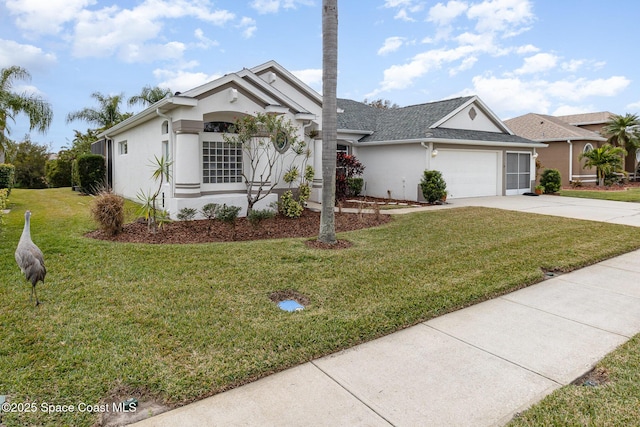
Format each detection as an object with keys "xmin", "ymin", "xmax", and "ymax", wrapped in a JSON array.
[{"xmin": 90, "ymin": 190, "xmax": 125, "ymax": 236}]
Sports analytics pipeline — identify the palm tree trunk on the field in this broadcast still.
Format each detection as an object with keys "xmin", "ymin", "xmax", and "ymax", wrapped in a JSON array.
[{"xmin": 318, "ymin": 0, "xmax": 338, "ymax": 244}]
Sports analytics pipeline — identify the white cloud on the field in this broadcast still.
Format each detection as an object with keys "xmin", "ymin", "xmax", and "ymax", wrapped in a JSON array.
[
  {"xmin": 552, "ymin": 105, "xmax": 594, "ymax": 116},
  {"xmin": 514, "ymin": 52, "xmax": 558, "ymax": 75},
  {"xmin": 467, "ymin": 0, "xmax": 534, "ymax": 37},
  {"xmin": 71, "ymin": 0, "xmax": 235, "ymax": 61},
  {"xmin": 546, "ymin": 76, "xmax": 630, "ymax": 101},
  {"xmin": 460, "ymin": 73, "xmax": 631, "ymax": 116},
  {"xmin": 626, "ymin": 101, "xmax": 640, "ymax": 112},
  {"xmin": 292, "ymin": 68, "xmax": 322, "ymax": 90},
  {"xmin": 561, "ymin": 59, "xmax": 584, "ymax": 73},
  {"xmin": 427, "ymin": 1, "xmax": 468, "ymax": 26},
  {"xmin": 250, "ymin": 0, "xmax": 314, "ymax": 14},
  {"xmin": 378, "ymin": 37, "xmax": 405, "ymax": 56},
  {"xmin": 4, "ymin": 0, "xmax": 94, "ymax": 36},
  {"xmin": 194, "ymin": 29, "xmax": 219, "ymax": 49},
  {"xmin": 153, "ymin": 67, "xmax": 223, "ymax": 92},
  {"xmin": 0, "ymin": 39, "xmax": 57, "ymax": 71},
  {"xmin": 238, "ymin": 17, "xmax": 258, "ymax": 39},
  {"xmin": 515, "ymin": 44, "xmax": 539, "ymax": 54},
  {"xmin": 384, "ymin": 0, "xmax": 416, "ymax": 7},
  {"xmin": 449, "ymin": 56, "xmax": 477, "ymax": 76},
  {"xmin": 383, "ymin": 0, "xmax": 426, "ymax": 21}
]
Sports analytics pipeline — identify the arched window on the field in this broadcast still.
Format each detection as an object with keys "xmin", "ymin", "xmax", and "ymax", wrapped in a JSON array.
[
  {"xmin": 583, "ymin": 143, "xmax": 594, "ymax": 153},
  {"xmin": 203, "ymin": 121, "xmax": 236, "ymax": 133},
  {"xmin": 161, "ymin": 120, "xmax": 169, "ymax": 134}
]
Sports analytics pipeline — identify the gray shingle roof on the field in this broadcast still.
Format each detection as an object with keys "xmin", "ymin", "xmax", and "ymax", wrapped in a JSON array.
[
  {"xmin": 337, "ymin": 97, "xmax": 534, "ymax": 144},
  {"xmin": 505, "ymin": 113, "xmax": 606, "ymax": 141}
]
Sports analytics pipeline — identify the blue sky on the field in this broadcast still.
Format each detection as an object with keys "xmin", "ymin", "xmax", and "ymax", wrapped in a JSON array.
[{"xmin": 1, "ymin": 0, "xmax": 638, "ymax": 153}]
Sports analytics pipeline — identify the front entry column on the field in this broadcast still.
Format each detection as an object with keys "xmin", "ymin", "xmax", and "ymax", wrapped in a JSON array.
[
  {"xmin": 174, "ymin": 130, "xmax": 202, "ymax": 197},
  {"xmin": 311, "ymin": 138, "xmax": 323, "ymax": 202}
]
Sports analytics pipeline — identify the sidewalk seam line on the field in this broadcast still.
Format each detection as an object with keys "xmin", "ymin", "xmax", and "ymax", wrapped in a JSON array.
[
  {"xmin": 309, "ymin": 361, "xmax": 396, "ymax": 427},
  {"xmin": 499, "ymin": 294, "xmax": 633, "ymax": 339},
  {"xmin": 420, "ymin": 323, "xmax": 564, "ymax": 386}
]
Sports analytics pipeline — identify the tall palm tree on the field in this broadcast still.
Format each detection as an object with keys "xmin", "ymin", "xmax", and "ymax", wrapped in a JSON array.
[
  {"xmin": 601, "ymin": 113, "xmax": 640, "ymax": 174},
  {"xmin": 66, "ymin": 92, "xmax": 132, "ymax": 132},
  {"xmin": 0, "ymin": 66, "xmax": 53, "ymax": 163},
  {"xmin": 128, "ymin": 85, "xmax": 172, "ymax": 108},
  {"xmin": 318, "ymin": 0, "xmax": 338, "ymax": 244},
  {"xmin": 579, "ymin": 143, "xmax": 627, "ymax": 186}
]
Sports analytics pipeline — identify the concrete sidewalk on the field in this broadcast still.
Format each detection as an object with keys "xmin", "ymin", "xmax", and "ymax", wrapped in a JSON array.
[{"xmin": 131, "ymin": 196, "xmax": 640, "ymax": 426}]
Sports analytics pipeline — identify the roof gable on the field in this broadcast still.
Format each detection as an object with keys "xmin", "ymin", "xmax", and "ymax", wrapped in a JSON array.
[{"xmin": 433, "ymin": 96, "xmax": 510, "ymax": 134}]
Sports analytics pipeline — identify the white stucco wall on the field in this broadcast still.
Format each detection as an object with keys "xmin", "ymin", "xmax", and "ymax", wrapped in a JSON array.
[
  {"xmin": 357, "ymin": 143, "xmax": 427, "ymax": 201},
  {"xmin": 111, "ymin": 116, "xmax": 166, "ymax": 203}
]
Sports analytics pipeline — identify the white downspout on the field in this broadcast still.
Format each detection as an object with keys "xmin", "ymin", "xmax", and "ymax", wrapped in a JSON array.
[
  {"xmin": 156, "ymin": 109, "xmax": 175, "ymax": 198},
  {"xmin": 567, "ymin": 139, "xmax": 573, "ymax": 183},
  {"xmin": 421, "ymin": 141, "xmax": 433, "ymax": 170}
]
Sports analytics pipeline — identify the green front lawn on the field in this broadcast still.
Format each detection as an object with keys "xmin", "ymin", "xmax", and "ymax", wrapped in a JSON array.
[
  {"xmin": 560, "ymin": 186, "xmax": 640, "ymax": 202},
  {"xmin": 2, "ymin": 188, "xmax": 640, "ymax": 426},
  {"xmin": 509, "ymin": 335, "xmax": 640, "ymax": 426}
]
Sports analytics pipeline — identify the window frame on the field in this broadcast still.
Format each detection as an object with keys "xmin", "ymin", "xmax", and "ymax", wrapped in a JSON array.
[{"xmin": 202, "ymin": 140, "xmax": 243, "ymax": 184}]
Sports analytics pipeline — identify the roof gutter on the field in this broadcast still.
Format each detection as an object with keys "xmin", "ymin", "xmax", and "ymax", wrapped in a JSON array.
[{"xmin": 359, "ymin": 137, "xmax": 548, "ymax": 148}]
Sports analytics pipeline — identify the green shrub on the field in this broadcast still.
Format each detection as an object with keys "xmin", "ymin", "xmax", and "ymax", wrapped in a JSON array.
[
  {"xmin": 347, "ymin": 177, "xmax": 364, "ymax": 196},
  {"xmin": 247, "ymin": 207, "xmax": 276, "ymax": 227},
  {"xmin": 540, "ymin": 168, "xmax": 561, "ymax": 193},
  {"xmin": 90, "ymin": 191, "xmax": 125, "ymax": 236},
  {"xmin": 279, "ymin": 190, "xmax": 304, "ymax": 218},
  {"xmin": 0, "ymin": 164, "xmax": 15, "ymax": 195},
  {"xmin": 45, "ymin": 158, "xmax": 73, "ymax": 188},
  {"xmin": 177, "ymin": 207, "xmax": 197, "ymax": 222},
  {"xmin": 76, "ymin": 154, "xmax": 106, "ymax": 194},
  {"xmin": 71, "ymin": 159, "xmax": 80, "ymax": 188},
  {"xmin": 0, "ymin": 188, "xmax": 8, "ymax": 210},
  {"xmin": 216, "ymin": 204, "xmax": 241, "ymax": 225},
  {"xmin": 420, "ymin": 170, "xmax": 447, "ymax": 203}
]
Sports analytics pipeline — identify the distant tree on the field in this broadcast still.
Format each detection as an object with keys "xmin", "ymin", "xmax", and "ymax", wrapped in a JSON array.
[
  {"xmin": 579, "ymin": 143, "xmax": 626, "ymax": 186},
  {"xmin": 601, "ymin": 113, "xmax": 640, "ymax": 173},
  {"xmin": 67, "ymin": 129, "xmax": 99, "ymax": 157},
  {"xmin": 11, "ymin": 135, "xmax": 50, "ymax": 188},
  {"xmin": 0, "ymin": 66, "xmax": 53, "ymax": 163},
  {"xmin": 363, "ymin": 98, "xmax": 399, "ymax": 109},
  {"xmin": 66, "ymin": 92, "xmax": 132, "ymax": 132},
  {"xmin": 128, "ymin": 85, "xmax": 172, "ymax": 108}
]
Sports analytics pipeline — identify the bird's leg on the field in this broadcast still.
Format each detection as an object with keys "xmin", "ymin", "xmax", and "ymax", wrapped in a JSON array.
[{"xmin": 32, "ymin": 285, "xmax": 40, "ymax": 306}]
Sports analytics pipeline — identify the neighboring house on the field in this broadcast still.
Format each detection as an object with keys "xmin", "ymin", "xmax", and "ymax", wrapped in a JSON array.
[
  {"xmin": 92, "ymin": 61, "xmax": 545, "ymax": 218},
  {"xmin": 505, "ymin": 113, "xmax": 608, "ymax": 186}
]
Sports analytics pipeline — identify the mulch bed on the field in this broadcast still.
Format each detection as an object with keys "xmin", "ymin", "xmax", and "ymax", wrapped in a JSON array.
[
  {"xmin": 562, "ymin": 182, "xmax": 640, "ymax": 192},
  {"xmin": 86, "ymin": 209, "xmax": 392, "ymax": 244}
]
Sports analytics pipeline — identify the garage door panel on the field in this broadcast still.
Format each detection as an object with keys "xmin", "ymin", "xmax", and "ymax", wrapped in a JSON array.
[{"xmin": 432, "ymin": 150, "xmax": 500, "ymax": 198}]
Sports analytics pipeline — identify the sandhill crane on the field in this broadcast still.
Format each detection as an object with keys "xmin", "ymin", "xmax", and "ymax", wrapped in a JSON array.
[{"xmin": 15, "ymin": 210, "xmax": 47, "ymax": 306}]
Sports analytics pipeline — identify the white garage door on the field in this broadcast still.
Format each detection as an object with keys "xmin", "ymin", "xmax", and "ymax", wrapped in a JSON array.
[{"xmin": 431, "ymin": 149, "xmax": 500, "ymax": 198}]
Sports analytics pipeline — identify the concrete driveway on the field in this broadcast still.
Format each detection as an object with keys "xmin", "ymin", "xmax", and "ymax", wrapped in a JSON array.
[{"xmin": 443, "ymin": 194, "xmax": 640, "ymax": 226}]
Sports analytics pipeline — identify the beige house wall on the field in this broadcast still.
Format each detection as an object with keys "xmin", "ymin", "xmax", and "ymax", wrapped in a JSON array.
[{"xmin": 537, "ymin": 140, "xmax": 600, "ymax": 186}]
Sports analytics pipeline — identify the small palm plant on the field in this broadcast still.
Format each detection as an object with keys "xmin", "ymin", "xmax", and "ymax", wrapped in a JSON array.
[
  {"xmin": 136, "ymin": 155, "xmax": 173, "ymax": 233},
  {"xmin": 579, "ymin": 144, "xmax": 627, "ymax": 186}
]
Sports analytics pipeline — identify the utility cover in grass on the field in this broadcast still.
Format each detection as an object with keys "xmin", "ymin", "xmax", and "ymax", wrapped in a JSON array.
[{"xmin": 278, "ymin": 300, "xmax": 304, "ymax": 312}]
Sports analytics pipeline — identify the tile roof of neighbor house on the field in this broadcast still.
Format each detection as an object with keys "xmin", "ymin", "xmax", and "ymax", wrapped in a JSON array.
[
  {"xmin": 555, "ymin": 111, "xmax": 614, "ymax": 126},
  {"xmin": 337, "ymin": 97, "xmax": 537, "ymax": 145},
  {"xmin": 504, "ymin": 113, "xmax": 607, "ymax": 142}
]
